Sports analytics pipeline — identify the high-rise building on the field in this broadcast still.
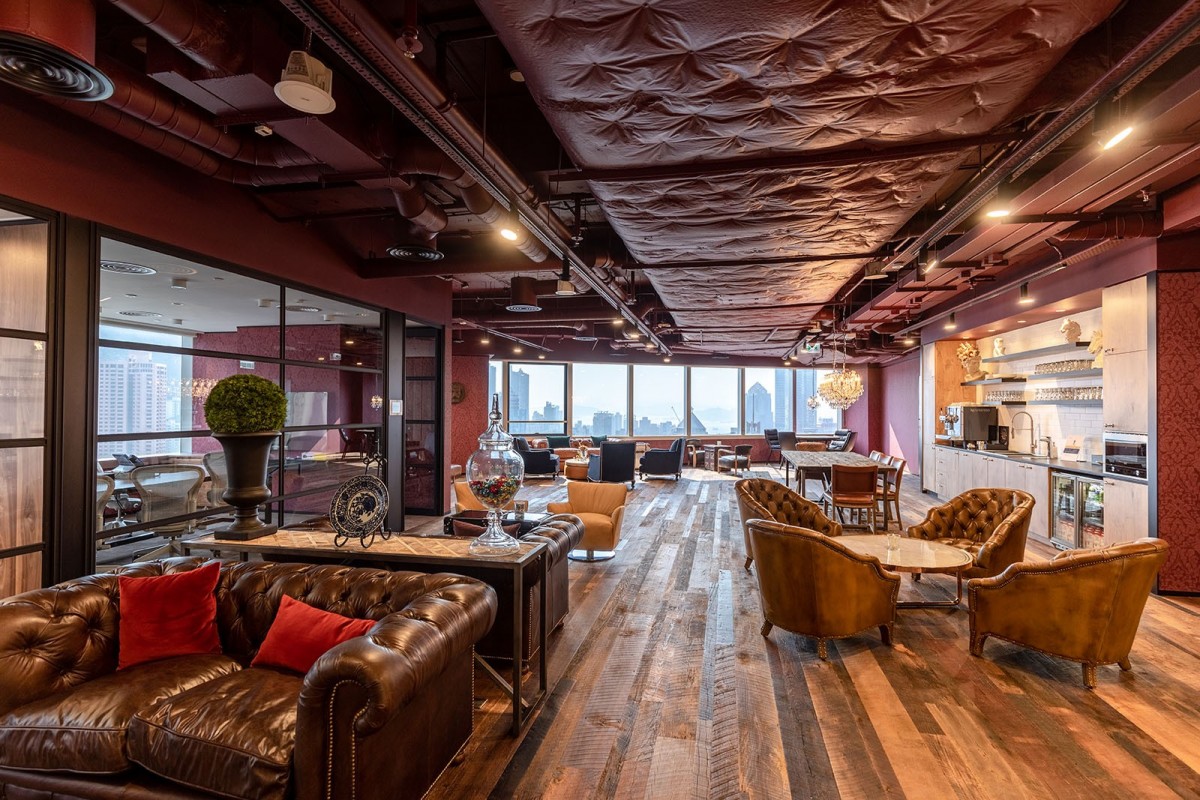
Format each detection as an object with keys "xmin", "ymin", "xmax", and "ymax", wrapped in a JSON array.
[
  {"xmin": 745, "ymin": 382, "xmax": 772, "ymax": 433},
  {"xmin": 795, "ymin": 370, "xmax": 820, "ymax": 432},
  {"xmin": 774, "ymin": 369, "xmax": 791, "ymax": 430},
  {"xmin": 592, "ymin": 411, "xmax": 615, "ymax": 436},
  {"xmin": 98, "ymin": 356, "xmax": 169, "ymax": 455},
  {"xmin": 508, "ymin": 368, "xmax": 530, "ymax": 422}
]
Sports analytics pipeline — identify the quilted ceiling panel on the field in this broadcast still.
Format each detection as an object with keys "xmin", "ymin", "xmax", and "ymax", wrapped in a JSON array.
[{"xmin": 478, "ymin": 0, "xmax": 1120, "ymax": 354}]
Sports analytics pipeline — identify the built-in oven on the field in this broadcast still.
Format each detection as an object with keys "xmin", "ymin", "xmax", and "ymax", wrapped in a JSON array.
[{"xmin": 1103, "ymin": 432, "xmax": 1148, "ymax": 481}]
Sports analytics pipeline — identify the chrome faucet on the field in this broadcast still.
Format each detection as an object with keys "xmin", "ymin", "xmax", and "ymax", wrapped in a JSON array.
[{"xmin": 1011, "ymin": 411, "xmax": 1035, "ymax": 454}]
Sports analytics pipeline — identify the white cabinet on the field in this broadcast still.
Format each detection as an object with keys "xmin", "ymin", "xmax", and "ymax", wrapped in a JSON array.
[
  {"xmin": 1001, "ymin": 459, "xmax": 1050, "ymax": 539},
  {"xmin": 1103, "ymin": 349, "xmax": 1149, "ymax": 433},
  {"xmin": 935, "ymin": 448, "xmax": 953, "ymax": 497},
  {"xmin": 1104, "ymin": 478, "xmax": 1149, "ymax": 545},
  {"xmin": 1101, "ymin": 277, "xmax": 1148, "ymax": 355}
]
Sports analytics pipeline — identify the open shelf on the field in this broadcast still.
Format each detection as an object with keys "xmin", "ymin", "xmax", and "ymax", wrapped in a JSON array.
[
  {"xmin": 983, "ymin": 400, "xmax": 1028, "ymax": 406},
  {"xmin": 1024, "ymin": 368, "xmax": 1103, "ymax": 381},
  {"xmin": 981, "ymin": 341, "xmax": 1091, "ymax": 364},
  {"xmin": 1027, "ymin": 399, "xmax": 1102, "ymax": 406},
  {"xmin": 961, "ymin": 376, "xmax": 1027, "ymax": 386}
]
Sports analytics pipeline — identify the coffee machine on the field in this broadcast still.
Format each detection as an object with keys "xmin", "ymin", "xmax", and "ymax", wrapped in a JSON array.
[{"xmin": 944, "ymin": 403, "xmax": 998, "ymax": 448}]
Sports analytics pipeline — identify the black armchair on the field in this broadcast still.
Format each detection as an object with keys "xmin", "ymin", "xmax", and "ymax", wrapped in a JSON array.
[
  {"xmin": 588, "ymin": 441, "xmax": 637, "ymax": 488},
  {"xmin": 827, "ymin": 429, "xmax": 857, "ymax": 452},
  {"xmin": 639, "ymin": 437, "xmax": 686, "ymax": 480},
  {"xmin": 513, "ymin": 437, "xmax": 560, "ymax": 477}
]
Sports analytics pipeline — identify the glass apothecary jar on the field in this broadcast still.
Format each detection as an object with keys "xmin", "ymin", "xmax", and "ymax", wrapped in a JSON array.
[{"xmin": 466, "ymin": 394, "xmax": 524, "ymax": 554}]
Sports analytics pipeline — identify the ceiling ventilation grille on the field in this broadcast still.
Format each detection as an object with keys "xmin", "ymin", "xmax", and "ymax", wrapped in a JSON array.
[{"xmin": 0, "ymin": 0, "xmax": 112, "ymax": 100}]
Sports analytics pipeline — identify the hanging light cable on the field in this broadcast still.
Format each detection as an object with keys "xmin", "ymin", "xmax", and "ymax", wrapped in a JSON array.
[{"xmin": 816, "ymin": 318, "xmax": 864, "ymax": 411}]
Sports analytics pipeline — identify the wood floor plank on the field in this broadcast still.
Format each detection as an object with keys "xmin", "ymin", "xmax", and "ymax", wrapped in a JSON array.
[{"xmin": 421, "ymin": 465, "xmax": 1200, "ymax": 800}]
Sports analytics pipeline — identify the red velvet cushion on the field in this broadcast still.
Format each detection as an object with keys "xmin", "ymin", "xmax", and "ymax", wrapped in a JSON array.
[
  {"xmin": 251, "ymin": 595, "xmax": 376, "ymax": 674},
  {"xmin": 118, "ymin": 562, "xmax": 222, "ymax": 670}
]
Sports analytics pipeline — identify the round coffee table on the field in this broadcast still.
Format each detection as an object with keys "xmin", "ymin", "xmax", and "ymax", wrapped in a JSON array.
[
  {"xmin": 838, "ymin": 535, "xmax": 973, "ymax": 609},
  {"xmin": 563, "ymin": 458, "xmax": 590, "ymax": 480}
]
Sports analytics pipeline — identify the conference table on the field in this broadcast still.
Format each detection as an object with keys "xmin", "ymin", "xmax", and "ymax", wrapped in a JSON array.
[{"xmin": 780, "ymin": 450, "xmax": 900, "ymax": 529}]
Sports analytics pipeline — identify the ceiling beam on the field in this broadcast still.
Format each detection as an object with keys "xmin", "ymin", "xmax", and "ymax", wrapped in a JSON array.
[
  {"xmin": 548, "ymin": 133, "xmax": 1018, "ymax": 184},
  {"xmin": 358, "ymin": 258, "xmax": 553, "ymax": 278}
]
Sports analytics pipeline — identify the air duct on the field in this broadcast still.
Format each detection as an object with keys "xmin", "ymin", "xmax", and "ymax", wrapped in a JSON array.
[
  {"xmin": 1056, "ymin": 212, "xmax": 1163, "ymax": 240},
  {"xmin": 102, "ymin": 0, "xmax": 244, "ymax": 75},
  {"xmin": 506, "ymin": 277, "xmax": 542, "ymax": 313},
  {"xmin": 0, "ymin": 0, "xmax": 113, "ymax": 100}
]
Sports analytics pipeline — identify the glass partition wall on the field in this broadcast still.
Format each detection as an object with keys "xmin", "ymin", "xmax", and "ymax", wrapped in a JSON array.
[
  {"xmin": 95, "ymin": 238, "xmax": 387, "ymax": 565},
  {"xmin": 0, "ymin": 207, "xmax": 50, "ymax": 597},
  {"xmin": 492, "ymin": 360, "xmax": 840, "ymax": 437}
]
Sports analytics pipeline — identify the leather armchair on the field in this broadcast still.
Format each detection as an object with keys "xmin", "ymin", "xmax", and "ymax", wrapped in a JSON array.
[
  {"xmin": 908, "ymin": 488, "xmax": 1034, "ymax": 580},
  {"xmin": 548, "ymin": 481, "xmax": 627, "ymax": 562},
  {"xmin": 587, "ymin": 441, "xmax": 637, "ymax": 487},
  {"xmin": 0, "ymin": 558, "xmax": 497, "ymax": 800},
  {"xmin": 639, "ymin": 437, "xmax": 686, "ymax": 479},
  {"xmin": 968, "ymin": 539, "xmax": 1168, "ymax": 688},
  {"xmin": 747, "ymin": 520, "xmax": 899, "ymax": 659},
  {"xmin": 735, "ymin": 478, "xmax": 842, "ymax": 570},
  {"xmin": 513, "ymin": 436, "xmax": 560, "ymax": 477}
]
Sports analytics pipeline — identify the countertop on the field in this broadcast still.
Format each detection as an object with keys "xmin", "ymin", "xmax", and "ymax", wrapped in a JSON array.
[{"xmin": 933, "ymin": 444, "xmax": 1143, "ymax": 483}]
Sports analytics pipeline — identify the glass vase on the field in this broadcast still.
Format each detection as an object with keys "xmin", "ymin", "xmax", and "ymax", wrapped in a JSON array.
[{"xmin": 466, "ymin": 394, "xmax": 524, "ymax": 555}]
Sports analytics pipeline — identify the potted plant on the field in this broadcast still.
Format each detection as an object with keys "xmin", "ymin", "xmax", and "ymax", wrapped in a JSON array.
[{"xmin": 204, "ymin": 374, "xmax": 288, "ymax": 541}]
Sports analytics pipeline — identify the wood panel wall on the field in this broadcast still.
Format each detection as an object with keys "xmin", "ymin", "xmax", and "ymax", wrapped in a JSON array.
[{"xmin": 0, "ymin": 221, "xmax": 48, "ymax": 332}]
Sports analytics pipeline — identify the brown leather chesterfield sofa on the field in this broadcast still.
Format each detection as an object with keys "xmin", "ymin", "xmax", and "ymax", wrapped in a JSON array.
[
  {"xmin": 968, "ymin": 538, "xmax": 1168, "ymax": 688},
  {"xmin": 735, "ymin": 478, "xmax": 843, "ymax": 570},
  {"xmin": 0, "ymin": 558, "xmax": 498, "ymax": 800},
  {"xmin": 908, "ymin": 487, "xmax": 1034, "ymax": 580}
]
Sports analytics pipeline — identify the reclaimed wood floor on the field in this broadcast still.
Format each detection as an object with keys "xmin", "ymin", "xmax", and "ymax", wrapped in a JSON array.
[{"xmin": 425, "ymin": 466, "xmax": 1200, "ymax": 800}]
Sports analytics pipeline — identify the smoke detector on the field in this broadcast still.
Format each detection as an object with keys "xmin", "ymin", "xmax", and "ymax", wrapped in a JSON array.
[{"xmin": 274, "ymin": 51, "xmax": 335, "ymax": 115}]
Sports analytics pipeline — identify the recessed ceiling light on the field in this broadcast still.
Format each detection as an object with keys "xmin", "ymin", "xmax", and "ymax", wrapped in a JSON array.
[
  {"xmin": 125, "ymin": 293, "xmax": 138, "ymax": 298},
  {"xmin": 513, "ymin": 345, "xmax": 523, "ymax": 353},
  {"xmin": 118, "ymin": 310, "xmax": 162, "ymax": 318},
  {"xmin": 344, "ymin": 339, "xmax": 355, "ymax": 345},
  {"xmin": 172, "ymin": 302, "xmax": 183, "ymax": 306},
  {"xmin": 169, "ymin": 278, "xmax": 188, "ymax": 290},
  {"xmin": 1017, "ymin": 319, "xmax": 1027, "ymax": 324},
  {"xmin": 285, "ymin": 305, "xmax": 322, "ymax": 313},
  {"xmin": 987, "ymin": 328, "xmax": 997, "ymax": 333},
  {"xmin": 537, "ymin": 354, "xmax": 546, "ymax": 359},
  {"xmin": 1018, "ymin": 282, "xmax": 1035, "ymax": 305}
]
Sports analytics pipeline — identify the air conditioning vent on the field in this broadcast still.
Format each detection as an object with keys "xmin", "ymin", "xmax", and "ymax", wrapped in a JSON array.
[
  {"xmin": 0, "ymin": 1, "xmax": 112, "ymax": 100},
  {"xmin": 100, "ymin": 260, "xmax": 157, "ymax": 275},
  {"xmin": 386, "ymin": 243, "xmax": 444, "ymax": 262}
]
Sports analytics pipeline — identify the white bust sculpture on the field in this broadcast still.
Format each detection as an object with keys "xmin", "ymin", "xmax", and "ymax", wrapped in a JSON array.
[
  {"xmin": 1088, "ymin": 330, "xmax": 1104, "ymax": 368},
  {"xmin": 1060, "ymin": 318, "xmax": 1082, "ymax": 344},
  {"xmin": 992, "ymin": 338, "xmax": 1006, "ymax": 358}
]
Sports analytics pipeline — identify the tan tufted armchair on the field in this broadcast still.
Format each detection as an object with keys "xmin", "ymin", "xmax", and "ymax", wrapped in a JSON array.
[
  {"xmin": 736, "ymin": 478, "xmax": 842, "ymax": 570},
  {"xmin": 908, "ymin": 488, "xmax": 1034, "ymax": 580},
  {"xmin": 968, "ymin": 539, "xmax": 1168, "ymax": 688},
  {"xmin": 747, "ymin": 520, "xmax": 899, "ymax": 659}
]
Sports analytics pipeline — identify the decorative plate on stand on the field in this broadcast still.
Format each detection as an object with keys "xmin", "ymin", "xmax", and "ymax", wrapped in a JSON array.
[{"xmin": 329, "ymin": 474, "xmax": 390, "ymax": 548}]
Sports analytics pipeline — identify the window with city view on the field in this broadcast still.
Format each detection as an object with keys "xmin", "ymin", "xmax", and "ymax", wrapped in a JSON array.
[
  {"xmin": 743, "ymin": 368, "xmax": 793, "ymax": 433},
  {"xmin": 571, "ymin": 362, "xmax": 628, "ymax": 437},
  {"xmin": 632, "ymin": 364, "xmax": 685, "ymax": 436},
  {"xmin": 690, "ymin": 367, "xmax": 740, "ymax": 436},
  {"xmin": 795, "ymin": 369, "xmax": 840, "ymax": 433},
  {"xmin": 507, "ymin": 362, "xmax": 567, "ymax": 434}
]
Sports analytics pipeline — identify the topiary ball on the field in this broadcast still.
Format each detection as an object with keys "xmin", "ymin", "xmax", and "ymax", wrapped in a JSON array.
[{"xmin": 204, "ymin": 374, "xmax": 288, "ymax": 434}]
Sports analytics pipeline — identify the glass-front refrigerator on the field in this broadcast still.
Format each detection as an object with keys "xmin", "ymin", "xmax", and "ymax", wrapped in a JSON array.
[{"xmin": 1050, "ymin": 472, "xmax": 1105, "ymax": 550}]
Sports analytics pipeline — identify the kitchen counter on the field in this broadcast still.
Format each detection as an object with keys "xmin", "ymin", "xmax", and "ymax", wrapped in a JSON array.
[{"xmin": 932, "ymin": 445, "xmax": 1142, "ymax": 483}]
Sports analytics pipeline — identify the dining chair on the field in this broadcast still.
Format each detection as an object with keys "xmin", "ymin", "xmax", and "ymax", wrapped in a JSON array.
[
  {"xmin": 821, "ymin": 464, "xmax": 879, "ymax": 532},
  {"xmin": 131, "ymin": 465, "xmax": 206, "ymax": 559},
  {"xmin": 717, "ymin": 444, "xmax": 753, "ymax": 475},
  {"xmin": 876, "ymin": 457, "xmax": 906, "ymax": 530},
  {"xmin": 202, "ymin": 451, "xmax": 228, "ymax": 508},
  {"xmin": 95, "ymin": 475, "xmax": 115, "ymax": 535}
]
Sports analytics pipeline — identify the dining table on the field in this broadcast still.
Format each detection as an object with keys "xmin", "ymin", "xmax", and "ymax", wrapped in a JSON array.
[{"xmin": 780, "ymin": 450, "xmax": 900, "ymax": 529}]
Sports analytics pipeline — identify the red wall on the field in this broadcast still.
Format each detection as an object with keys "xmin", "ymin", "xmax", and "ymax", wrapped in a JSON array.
[
  {"xmin": 0, "ymin": 92, "xmax": 451, "ymax": 323},
  {"xmin": 841, "ymin": 365, "xmax": 881, "ymax": 456},
  {"xmin": 879, "ymin": 354, "xmax": 921, "ymax": 476},
  {"xmin": 450, "ymin": 353, "xmax": 491, "ymax": 470},
  {"xmin": 1156, "ymin": 271, "xmax": 1200, "ymax": 593}
]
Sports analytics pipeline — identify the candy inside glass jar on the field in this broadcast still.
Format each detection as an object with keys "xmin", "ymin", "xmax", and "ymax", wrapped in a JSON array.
[{"xmin": 465, "ymin": 394, "xmax": 525, "ymax": 554}]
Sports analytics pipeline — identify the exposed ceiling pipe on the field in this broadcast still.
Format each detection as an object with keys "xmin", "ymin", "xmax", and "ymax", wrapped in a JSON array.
[
  {"xmin": 49, "ymin": 99, "xmax": 326, "ymax": 185},
  {"xmin": 390, "ymin": 185, "xmax": 446, "ymax": 234},
  {"xmin": 96, "ymin": 56, "xmax": 319, "ymax": 168},
  {"xmin": 1056, "ymin": 212, "xmax": 1164, "ymax": 240},
  {"xmin": 102, "ymin": 0, "xmax": 244, "ymax": 74},
  {"xmin": 461, "ymin": 309, "xmax": 624, "ymax": 325},
  {"xmin": 883, "ymin": 1, "xmax": 1200, "ymax": 276},
  {"xmin": 279, "ymin": 0, "xmax": 668, "ymax": 351}
]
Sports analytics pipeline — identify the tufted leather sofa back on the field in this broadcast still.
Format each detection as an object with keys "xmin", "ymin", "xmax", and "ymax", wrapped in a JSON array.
[
  {"xmin": 736, "ymin": 478, "xmax": 843, "ymax": 538},
  {"xmin": 0, "ymin": 557, "xmax": 488, "ymax": 716}
]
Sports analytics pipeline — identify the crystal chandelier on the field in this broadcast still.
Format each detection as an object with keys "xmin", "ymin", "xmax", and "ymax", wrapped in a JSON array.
[
  {"xmin": 816, "ymin": 328, "xmax": 864, "ymax": 411},
  {"xmin": 806, "ymin": 394, "xmax": 820, "ymax": 410}
]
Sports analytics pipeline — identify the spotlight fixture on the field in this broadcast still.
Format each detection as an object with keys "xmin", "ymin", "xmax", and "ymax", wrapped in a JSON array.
[
  {"xmin": 944, "ymin": 312, "xmax": 958, "ymax": 330},
  {"xmin": 537, "ymin": 354, "xmax": 546, "ymax": 360},
  {"xmin": 257, "ymin": 298, "xmax": 275, "ymax": 308},
  {"xmin": 663, "ymin": 357, "xmax": 671, "ymax": 363},
  {"xmin": 612, "ymin": 318, "xmax": 625, "ymax": 327},
  {"xmin": 984, "ymin": 186, "xmax": 1014, "ymax": 219},
  {"xmin": 644, "ymin": 342, "xmax": 656, "ymax": 351},
  {"xmin": 499, "ymin": 227, "xmax": 519, "ymax": 242},
  {"xmin": 1018, "ymin": 282, "xmax": 1035, "ymax": 305},
  {"xmin": 169, "ymin": 278, "xmax": 188, "ymax": 290},
  {"xmin": 922, "ymin": 246, "xmax": 941, "ymax": 273},
  {"xmin": 1094, "ymin": 95, "xmax": 1134, "ymax": 150},
  {"xmin": 274, "ymin": 51, "xmax": 335, "ymax": 114},
  {"xmin": 903, "ymin": 335, "xmax": 916, "ymax": 346},
  {"xmin": 862, "ymin": 259, "xmax": 888, "ymax": 280},
  {"xmin": 480, "ymin": 335, "xmax": 491, "ymax": 344},
  {"xmin": 513, "ymin": 345, "xmax": 523, "ymax": 354},
  {"xmin": 555, "ymin": 253, "xmax": 578, "ymax": 296}
]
